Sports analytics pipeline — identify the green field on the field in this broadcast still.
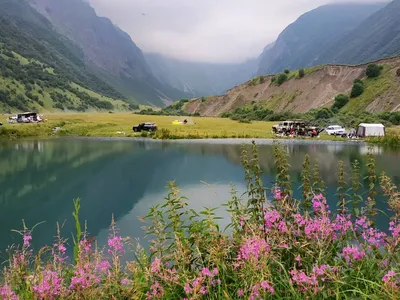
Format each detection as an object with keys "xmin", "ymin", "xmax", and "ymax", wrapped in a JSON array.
[{"xmin": 1, "ymin": 113, "xmax": 398, "ymax": 142}]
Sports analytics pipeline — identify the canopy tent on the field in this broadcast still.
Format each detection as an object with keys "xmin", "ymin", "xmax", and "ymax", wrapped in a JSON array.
[
  {"xmin": 172, "ymin": 118, "xmax": 194, "ymax": 125},
  {"xmin": 356, "ymin": 123, "xmax": 385, "ymax": 137}
]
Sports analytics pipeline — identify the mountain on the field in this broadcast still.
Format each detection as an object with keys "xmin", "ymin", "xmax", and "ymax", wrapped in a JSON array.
[
  {"xmin": 257, "ymin": 3, "xmax": 386, "ymax": 75},
  {"xmin": 28, "ymin": 0, "xmax": 189, "ymax": 106},
  {"xmin": 144, "ymin": 53, "xmax": 258, "ymax": 97},
  {"xmin": 183, "ymin": 57, "xmax": 400, "ymax": 117},
  {"xmin": 316, "ymin": 0, "xmax": 400, "ymax": 65},
  {"xmin": 0, "ymin": 0, "xmax": 131, "ymax": 112}
]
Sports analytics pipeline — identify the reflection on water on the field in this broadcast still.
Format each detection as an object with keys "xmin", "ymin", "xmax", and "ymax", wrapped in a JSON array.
[{"xmin": 0, "ymin": 138, "xmax": 398, "ymax": 257}]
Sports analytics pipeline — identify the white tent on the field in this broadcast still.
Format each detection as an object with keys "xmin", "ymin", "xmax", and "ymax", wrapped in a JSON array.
[{"xmin": 356, "ymin": 123, "xmax": 385, "ymax": 137}]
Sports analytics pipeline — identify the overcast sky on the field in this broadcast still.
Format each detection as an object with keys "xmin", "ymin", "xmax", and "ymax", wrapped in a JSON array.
[{"xmin": 88, "ymin": 0, "xmax": 386, "ymax": 63}]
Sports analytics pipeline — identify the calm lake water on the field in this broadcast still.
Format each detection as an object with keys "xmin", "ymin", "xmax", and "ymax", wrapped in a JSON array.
[{"xmin": 0, "ymin": 138, "xmax": 399, "ymax": 258}]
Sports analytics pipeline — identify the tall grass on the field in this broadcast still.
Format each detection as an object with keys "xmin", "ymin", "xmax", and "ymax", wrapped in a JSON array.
[{"xmin": 1, "ymin": 143, "xmax": 399, "ymax": 299}]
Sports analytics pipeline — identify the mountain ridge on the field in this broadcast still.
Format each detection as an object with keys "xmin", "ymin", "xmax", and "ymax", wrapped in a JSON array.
[
  {"xmin": 183, "ymin": 56, "xmax": 400, "ymax": 117},
  {"xmin": 257, "ymin": 3, "xmax": 387, "ymax": 75},
  {"xmin": 28, "ymin": 0, "xmax": 190, "ymax": 106}
]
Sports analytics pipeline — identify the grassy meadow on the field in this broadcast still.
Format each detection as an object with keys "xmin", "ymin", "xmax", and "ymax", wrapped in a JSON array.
[{"xmin": 0, "ymin": 112, "xmax": 399, "ymax": 142}]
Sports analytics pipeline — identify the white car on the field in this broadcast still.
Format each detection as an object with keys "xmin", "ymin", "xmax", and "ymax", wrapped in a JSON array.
[{"xmin": 325, "ymin": 125, "xmax": 347, "ymax": 136}]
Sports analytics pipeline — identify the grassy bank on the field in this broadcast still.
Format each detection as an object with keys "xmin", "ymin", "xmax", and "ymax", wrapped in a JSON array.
[
  {"xmin": 1, "ymin": 143, "xmax": 399, "ymax": 299},
  {"xmin": 0, "ymin": 113, "xmax": 399, "ymax": 143}
]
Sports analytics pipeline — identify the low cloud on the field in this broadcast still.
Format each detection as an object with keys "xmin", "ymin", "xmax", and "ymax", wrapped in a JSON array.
[{"xmin": 89, "ymin": 0, "xmax": 387, "ymax": 63}]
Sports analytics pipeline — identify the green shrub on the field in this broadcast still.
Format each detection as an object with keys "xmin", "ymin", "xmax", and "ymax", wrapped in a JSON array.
[
  {"xmin": 366, "ymin": 64, "xmax": 382, "ymax": 78},
  {"xmin": 299, "ymin": 69, "xmax": 305, "ymax": 78},
  {"xmin": 354, "ymin": 79, "xmax": 364, "ymax": 86},
  {"xmin": 284, "ymin": 69, "xmax": 290, "ymax": 74},
  {"xmin": 351, "ymin": 82, "xmax": 364, "ymax": 98},
  {"xmin": 259, "ymin": 76, "xmax": 265, "ymax": 84},
  {"xmin": 314, "ymin": 108, "xmax": 334, "ymax": 120},
  {"xmin": 276, "ymin": 73, "xmax": 288, "ymax": 85},
  {"xmin": 332, "ymin": 94, "xmax": 349, "ymax": 110}
]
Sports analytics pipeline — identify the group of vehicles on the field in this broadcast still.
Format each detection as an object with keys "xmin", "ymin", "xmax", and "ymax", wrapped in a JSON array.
[
  {"xmin": 131, "ymin": 119, "xmax": 385, "ymax": 139},
  {"xmin": 7, "ymin": 112, "xmax": 44, "ymax": 124},
  {"xmin": 272, "ymin": 120, "xmax": 385, "ymax": 138}
]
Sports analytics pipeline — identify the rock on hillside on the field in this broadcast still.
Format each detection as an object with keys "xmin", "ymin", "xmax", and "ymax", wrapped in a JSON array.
[
  {"xmin": 29, "ymin": 0, "xmax": 189, "ymax": 106},
  {"xmin": 184, "ymin": 57, "xmax": 400, "ymax": 117},
  {"xmin": 257, "ymin": 3, "xmax": 386, "ymax": 75}
]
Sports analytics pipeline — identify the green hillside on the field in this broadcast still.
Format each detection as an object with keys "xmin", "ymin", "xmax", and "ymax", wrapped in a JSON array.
[
  {"xmin": 0, "ymin": 44, "xmax": 131, "ymax": 113},
  {"xmin": 0, "ymin": 0, "xmax": 125, "ymax": 101}
]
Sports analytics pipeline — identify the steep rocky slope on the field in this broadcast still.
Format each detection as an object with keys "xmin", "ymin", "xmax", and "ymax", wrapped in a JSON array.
[
  {"xmin": 28, "ymin": 0, "xmax": 189, "ymax": 106},
  {"xmin": 184, "ymin": 57, "xmax": 400, "ymax": 117},
  {"xmin": 316, "ymin": 0, "xmax": 400, "ymax": 65},
  {"xmin": 257, "ymin": 3, "xmax": 386, "ymax": 75}
]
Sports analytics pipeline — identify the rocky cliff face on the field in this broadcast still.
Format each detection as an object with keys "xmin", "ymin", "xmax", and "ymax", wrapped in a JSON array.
[
  {"xmin": 29, "ymin": 0, "xmax": 189, "ymax": 106},
  {"xmin": 184, "ymin": 57, "xmax": 400, "ymax": 116},
  {"xmin": 316, "ymin": 0, "xmax": 400, "ymax": 65},
  {"xmin": 257, "ymin": 3, "xmax": 386, "ymax": 75}
]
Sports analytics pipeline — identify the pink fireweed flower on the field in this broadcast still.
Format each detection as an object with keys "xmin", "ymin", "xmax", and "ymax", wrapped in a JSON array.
[
  {"xmin": 382, "ymin": 270, "xmax": 399, "ymax": 289},
  {"xmin": 312, "ymin": 194, "xmax": 330, "ymax": 214},
  {"xmin": 32, "ymin": 270, "xmax": 64, "ymax": 299},
  {"xmin": 333, "ymin": 214, "xmax": 353, "ymax": 237},
  {"xmin": 107, "ymin": 235, "xmax": 125, "ymax": 255},
  {"xmin": 200, "ymin": 286, "xmax": 208, "ymax": 295},
  {"xmin": 120, "ymin": 279, "xmax": 130, "ymax": 285},
  {"xmin": 304, "ymin": 216, "xmax": 334, "ymax": 240},
  {"xmin": 70, "ymin": 264, "xmax": 100, "ymax": 290},
  {"xmin": 389, "ymin": 221, "xmax": 400, "ymax": 246},
  {"xmin": 151, "ymin": 258, "xmax": 162, "ymax": 273},
  {"xmin": 96, "ymin": 260, "xmax": 111, "ymax": 274},
  {"xmin": 290, "ymin": 264, "xmax": 332, "ymax": 293},
  {"xmin": 239, "ymin": 216, "xmax": 245, "ymax": 227},
  {"xmin": 237, "ymin": 237, "xmax": 270, "ymax": 261},
  {"xmin": 264, "ymin": 209, "xmax": 281, "ymax": 229},
  {"xmin": 237, "ymin": 288, "xmax": 244, "ymax": 297},
  {"xmin": 184, "ymin": 283, "xmax": 192, "ymax": 294},
  {"xmin": 295, "ymin": 255, "xmax": 302, "ymax": 266},
  {"xmin": 146, "ymin": 282, "xmax": 164, "ymax": 299},
  {"xmin": 341, "ymin": 246, "xmax": 366, "ymax": 264},
  {"xmin": 355, "ymin": 216, "xmax": 370, "ymax": 229},
  {"xmin": 201, "ymin": 268, "xmax": 213, "ymax": 277},
  {"xmin": 23, "ymin": 233, "xmax": 32, "ymax": 247},
  {"xmin": 79, "ymin": 239, "xmax": 91, "ymax": 254},
  {"xmin": 0, "ymin": 285, "xmax": 17, "ymax": 300},
  {"xmin": 260, "ymin": 281, "xmax": 275, "ymax": 295},
  {"xmin": 57, "ymin": 243, "xmax": 66, "ymax": 254},
  {"xmin": 361, "ymin": 227, "xmax": 387, "ymax": 248},
  {"xmin": 272, "ymin": 187, "xmax": 282, "ymax": 200}
]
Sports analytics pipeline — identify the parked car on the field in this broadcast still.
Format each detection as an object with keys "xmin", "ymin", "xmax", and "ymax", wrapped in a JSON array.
[
  {"xmin": 325, "ymin": 125, "xmax": 347, "ymax": 137},
  {"xmin": 132, "ymin": 122, "xmax": 158, "ymax": 132}
]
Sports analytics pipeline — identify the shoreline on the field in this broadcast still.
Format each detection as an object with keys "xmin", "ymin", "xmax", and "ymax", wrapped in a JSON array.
[{"xmin": 45, "ymin": 136, "xmax": 367, "ymax": 146}]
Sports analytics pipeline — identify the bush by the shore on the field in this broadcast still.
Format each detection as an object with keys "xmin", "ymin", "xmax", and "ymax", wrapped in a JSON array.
[{"xmin": 0, "ymin": 143, "xmax": 399, "ymax": 299}]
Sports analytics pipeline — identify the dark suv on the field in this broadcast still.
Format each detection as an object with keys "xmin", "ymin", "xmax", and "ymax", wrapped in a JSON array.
[{"xmin": 132, "ymin": 122, "xmax": 158, "ymax": 132}]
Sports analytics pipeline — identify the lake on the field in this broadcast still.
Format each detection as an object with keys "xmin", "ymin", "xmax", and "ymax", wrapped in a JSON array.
[{"xmin": 0, "ymin": 138, "xmax": 399, "ymax": 259}]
